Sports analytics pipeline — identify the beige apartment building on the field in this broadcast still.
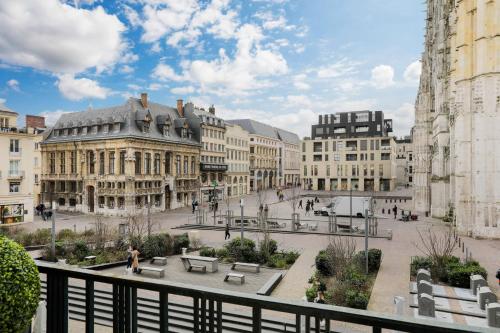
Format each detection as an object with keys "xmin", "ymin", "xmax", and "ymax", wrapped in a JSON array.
[
  {"xmin": 395, "ymin": 134, "xmax": 414, "ymax": 187},
  {"xmin": 195, "ymin": 105, "xmax": 227, "ymax": 203},
  {"xmin": 225, "ymin": 123, "xmax": 250, "ymax": 197},
  {"xmin": 0, "ymin": 105, "xmax": 44, "ymax": 225},
  {"xmin": 41, "ymin": 94, "xmax": 201, "ymax": 216},
  {"xmin": 301, "ymin": 136, "xmax": 397, "ymax": 192},
  {"xmin": 275, "ymin": 129, "xmax": 301, "ymax": 187}
]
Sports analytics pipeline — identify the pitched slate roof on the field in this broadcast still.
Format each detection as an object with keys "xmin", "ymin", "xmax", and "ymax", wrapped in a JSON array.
[
  {"xmin": 226, "ymin": 119, "xmax": 299, "ymax": 145},
  {"xmin": 0, "ymin": 103, "xmax": 18, "ymax": 115},
  {"xmin": 43, "ymin": 98, "xmax": 201, "ymax": 146}
]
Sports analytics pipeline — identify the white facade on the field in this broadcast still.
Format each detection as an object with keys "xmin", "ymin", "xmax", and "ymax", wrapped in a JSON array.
[
  {"xmin": 414, "ymin": 0, "xmax": 500, "ymax": 237},
  {"xmin": 225, "ymin": 123, "xmax": 250, "ymax": 197}
]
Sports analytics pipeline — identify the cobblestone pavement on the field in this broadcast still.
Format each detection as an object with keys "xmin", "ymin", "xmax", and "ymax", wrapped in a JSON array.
[{"xmin": 24, "ymin": 188, "xmax": 500, "ymax": 319}]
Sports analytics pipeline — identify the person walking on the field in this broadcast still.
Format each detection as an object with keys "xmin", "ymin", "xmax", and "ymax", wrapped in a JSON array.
[
  {"xmin": 126, "ymin": 245, "xmax": 133, "ymax": 271},
  {"xmin": 311, "ymin": 200, "xmax": 314, "ymax": 210},
  {"xmin": 305, "ymin": 203, "xmax": 311, "ymax": 216},
  {"xmin": 131, "ymin": 246, "xmax": 141, "ymax": 274},
  {"xmin": 298, "ymin": 199, "xmax": 303, "ymax": 209},
  {"xmin": 225, "ymin": 222, "xmax": 231, "ymax": 240},
  {"xmin": 393, "ymin": 205, "xmax": 398, "ymax": 219},
  {"xmin": 192, "ymin": 199, "xmax": 196, "ymax": 214}
]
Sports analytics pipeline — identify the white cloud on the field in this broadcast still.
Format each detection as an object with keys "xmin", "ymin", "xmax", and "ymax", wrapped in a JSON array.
[
  {"xmin": 317, "ymin": 58, "xmax": 359, "ymax": 78},
  {"xmin": 293, "ymin": 74, "xmax": 310, "ymax": 90},
  {"xmin": 152, "ymin": 63, "xmax": 185, "ymax": 81},
  {"xmin": 385, "ymin": 102, "xmax": 415, "ymax": 137},
  {"xmin": 0, "ymin": 0, "xmax": 126, "ymax": 74},
  {"xmin": 170, "ymin": 85, "xmax": 195, "ymax": 95},
  {"xmin": 286, "ymin": 94, "xmax": 312, "ymax": 108},
  {"xmin": 254, "ymin": 11, "xmax": 289, "ymax": 30},
  {"xmin": 268, "ymin": 96, "xmax": 284, "ymax": 102},
  {"xmin": 0, "ymin": 98, "xmax": 6, "ymax": 104},
  {"xmin": 38, "ymin": 109, "xmax": 74, "ymax": 126},
  {"xmin": 57, "ymin": 74, "xmax": 110, "ymax": 101},
  {"xmin": 127, "ymin": 84, "xmax": 141, "ymax": 91},
  {"xmin": 370, "ymin": 65, "xmax": 394, "ymax": 89},
  {"xmin": 403, "ymin": 60, "xmax": 421, "ymax": 83},
  {"xmin": 148, "ymin": 83, "xmax": 163, "ymax": 91},
  {"xmin": 7, "ymin": 79, "xmax": 19, "ymax": 91},
  {"xmin": 119, "ymin": 65, "xmax": 134, "ymax": 74},
  {"xmin": 123, "ymin": 4, "xmax": 141, "ymax": 28}
]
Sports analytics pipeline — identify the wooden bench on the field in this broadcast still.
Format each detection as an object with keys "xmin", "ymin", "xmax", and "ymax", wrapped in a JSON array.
[
  {"xmin": 181, "ymin": 257, "xmax": 207, "ymax": 273},
  {"xmin": 268, "ymin": 221, "xmax": 286, "ymax": 229},
  {"xmin": 182, "ymin": 255, "xmax": 219, "ymax": 272},
  {"xmin": 224, "ymin": 272, "xmax": 245, "ymax": 284},
  {"xmin": 296, "ymin": 222, "xmax": 308, "ymax": 230},
  {"xmin": 84, "ymin": 255, "xmax": 96, "ymax": 262},
  {"xmin": 231, "ymin": 262, "xmax": 260, "ymax": 273},
  {"xmin": 139, "ymin": 266, "xmax": 165, "ymax": 278},
  {"xmin": 151, "ymin": 257, "xmax": 167, "ymax": 265}
]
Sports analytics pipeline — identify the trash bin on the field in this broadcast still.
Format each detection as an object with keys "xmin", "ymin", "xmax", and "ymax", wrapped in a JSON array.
[{"xmin": 182, "ymin": 247, "xmax": 187, "ymax": 256}]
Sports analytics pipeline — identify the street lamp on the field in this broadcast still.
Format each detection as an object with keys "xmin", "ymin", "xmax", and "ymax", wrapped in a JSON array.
[
  {"xmin": 240, "ymin": 198, "xmax": 244, "ymax": 251},
  {"xmin": 350, "ymin": 183, "xmax": 358, "ymax": 232}
]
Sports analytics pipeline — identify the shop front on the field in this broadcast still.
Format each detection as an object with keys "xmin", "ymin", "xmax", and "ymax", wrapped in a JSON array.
[{"xmin": 0, "ymin": 203, "xmax": 25, "ymax": 224}]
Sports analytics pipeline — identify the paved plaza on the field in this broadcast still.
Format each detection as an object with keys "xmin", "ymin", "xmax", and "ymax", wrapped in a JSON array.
[{"xmin": 25, "ymin": 188, "xmax": 500, "ymax": 322}]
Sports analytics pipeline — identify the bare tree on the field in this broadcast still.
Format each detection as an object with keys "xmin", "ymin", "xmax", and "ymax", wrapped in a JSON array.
[
  {"xmin": 286, "ymin": 185, "xmax": 302, "ymax": 215},
  {"xmin": 414, "ymin": 227, "xmax": 458, "ymax": 279},
  {"xmin": 92, "ymin": 214, "xmax": 109, "ymax": 250},
  {"xmin": 126, "ymin": 212, "xmax": 148, "ymax": 240},
  {"xmin": 325, "ymin": 236, "xmax": 357, "ymax": 278}
]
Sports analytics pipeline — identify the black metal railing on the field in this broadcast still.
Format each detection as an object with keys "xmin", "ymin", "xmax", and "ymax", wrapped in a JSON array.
[{"xmin": 36, "ymin": 261, "xmax": 492, "ymax": 333}]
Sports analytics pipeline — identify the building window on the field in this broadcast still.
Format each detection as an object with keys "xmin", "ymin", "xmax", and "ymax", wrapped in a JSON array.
[
  {"xmin": 302, "ymin": 155, "xmax": 306, "ymax": 162},
  {"xmin": 183, "ymin": 157, "xmax": 188, "ymax": 175},
  {"xmin": 176, "ymin": 155, "xmax": 181, "ymax": 175},
  {"xmin": 9, "ymin": 182, "xmax": 20, "ymax": 193},
  {"xmin": 69, "ymin": 151, "xmax": 76, "ymax": 173},
  {"xmin": 355, "ymin": 113, "xmax": 369, "ymax": 122},
  {"xmin": 313, "ymin": 142, "xmax": 322, "ymax": 153},
  {"xmin": 334, "ymin": 127, "xmax": 346, "ymax": 134},
  {"xmin": 9, "ymin": 160, "xmax": 19, "ymax": 176},
  {"xmin": 379, "ymin": 165, "xmax": 384, "ymax": 177},
  {"xmin": 381, "ymin": 153, "xmax": 391, "ymax": 160},
  {"xmin": 346, "ymin": 154, "xmax": 357, "ymax": 161},
  {"xmin": 145, "ymin": 153, "xmax": 151, "ymax": 174},
  {"xmin": 303, "ymin": 166, "xmax": 307, "ymax": 176},
  {"xmin": 409, "ymin": 153, "xmax": 413, "ymax": 161},
  {"xmin": 154, "ymin": 153, "xmax": 161, "ymax": 174},
  {"xmin": 59, "ymin": 152, "xmax": 66, "ymax": 174},
  {"xmin": 48, "ymin": 152, "xmax": 55, "ymax": 174},
  {"xmin": 99, "ymin": 151, "xmax": 105, "ymax": 175},
  {"xmin": 326, "ymin": 165, "xmax": 330, "ymax": 177},
  {"xmin": 119, "ymin": 151, "xmax": 126, "ymax": 174},
  {"xmin": 191, "ymin": 156, "xmax": 195, "ymax": 174},
  {"xmin": 86, "ymin": 151, "xmax": 94, "ymax": 174},
  {"xmin": 109, "ymin": 151, "xmax": 115, "ymax": 174},
  {"xmin": 9, "ymin": 139, "xmax": 20, "ymax": 153},
  {"xmin": 313, "ymin": 155, "xmax": 322, "ymax": 162},
  {"xmin": 313, "ymin": 165, "xmax": 318, "ymax": 176},
  {"xmin": 134, "ymin": 152, "xmax": 142, "ymax": 174}
]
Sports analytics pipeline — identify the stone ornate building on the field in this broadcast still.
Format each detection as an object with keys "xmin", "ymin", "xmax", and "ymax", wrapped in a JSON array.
[
  {"xmin": 225, "ymin": 123, "xmax": 250, "ymax": 197},
  {"xmin": 413, "ymin": 0, "xmax": 500, "ymax": 237},
  {"xmin": 41, "ymin": 94, "xmax": 201, "ymax": 216}
]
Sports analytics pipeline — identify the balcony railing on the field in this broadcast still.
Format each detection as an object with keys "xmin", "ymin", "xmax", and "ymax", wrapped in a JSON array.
[
  {"xmin": 8, "ymin": 170, "xmax": 25, "ymax": 179},
  {"xmin": 36, "ymin": 261, "xmax": 483, "ymax": 333}
]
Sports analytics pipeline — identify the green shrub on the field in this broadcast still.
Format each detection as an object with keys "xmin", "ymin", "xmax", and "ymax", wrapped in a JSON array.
[
  {"xmin": 142, "ymin": 234, "xmax": 172, "ymax": 258},
  {"xmin": 305, "ymin": 286, "xmax": 317, "ymax": 302},
  {"xmin": 285, "ymin": 251, "xmax": 300, "ymax": 265},
  {"xmin": 267, "ymin": 253, "xmax": 287, "ymax": 268},
  {"xmin": 343, "ymin": 268, "xmax": 367, "ymax": 288},
  {"xmin": 199, "ymin": 247, "xmax": 217, "ymax": 257},
  {"xmin": 224, "ymin": 237, "xmax": 258, "ymax": 263},
  {"xmin": 129, "ymin": 235, "xmax": 143, "ymax": 253},
  {"xmin": 259, "ymin": 238, "xmax": 278, "ymax": 260},
  {"xmin": 318, "ymin": 281, "xmax": 327, "ymax": 292},
  {"xmin": 32, "ymin": 228, "xmax": 51, "ymax": 246},
  {"xmin": 345, "ymin": 289, "xmax": 369, "ymax": 309},
  {"xmin": 57, "ymin": 228, "xmax": 77, "ymax": 241},
  {"xmin": 0, "ymin": 236, "xmax": 41, "ymax": 333},
  {"xmin": 73, "ymin": 240, "xmax": 90, "ymax": 261},
  {"xmin": 216, "ymin": 248, "xmax": 229, "ymax": 259},
  {"xmin": 315, "ymin": 250, "xmax": 333, "ymax": 276},
  {"xmin": 173, "ymin": 233, "xmax": 190, "ymax": 254},
  {"xmin": 410, "ymin": 256, "xmax": 433, "ymax": 276},
  {"xmin": 355, "ymin": 249, "xmax": 382, "ymax": 273},
  {"xmin": 447, "ymin": 261, "xmax": 487, "ymax": 288}
]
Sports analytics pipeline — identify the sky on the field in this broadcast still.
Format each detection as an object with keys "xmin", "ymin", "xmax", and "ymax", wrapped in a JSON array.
[{"xmin": 0, "ymin": 0, "xmax": 425, "ymax": 138}]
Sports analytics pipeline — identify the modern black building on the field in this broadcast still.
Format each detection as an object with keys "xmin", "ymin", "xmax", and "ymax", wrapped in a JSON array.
[{"xmin": 311, "ymin": 111, "xmax": 392, "ymax": 139}]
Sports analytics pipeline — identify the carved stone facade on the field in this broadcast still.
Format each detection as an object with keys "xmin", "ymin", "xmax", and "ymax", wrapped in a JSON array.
[
  {"xmin": 41, "ymin": 95, "xmax": 201, "ymax": 216},
  {"xmin": 414, "ymin": 0, "xmax": 500, "ymax": 237}
]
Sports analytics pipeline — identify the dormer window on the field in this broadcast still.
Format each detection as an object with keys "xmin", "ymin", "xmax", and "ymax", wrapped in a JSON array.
[
  {"xmin": 53, "ymin": 130, "xmax": 59, "ymax": 137},
  {"xmin": 103, "ymin": 124, "xmax": 109, "ymax": 133},
  {"xmin": 163, "ymin": 124, "xmax": 170, "ymax": 137},
  {"xmin": 113, "ymin": 123, "xmax": 121, "ymax": 133},
  {"xmin": 72, "ymin": 128, "xmax": 78, "ymax": 136},
  {"xmin": 82, "ymin": 127, "xmax": 88, "ymax": 135},
  {"xmin": 92, "ymin": 125, "xmax": 98, "ymax": 134},
  {"xmin": 181, "ymin": 128, "xmax": 187, "ymax": 138}
]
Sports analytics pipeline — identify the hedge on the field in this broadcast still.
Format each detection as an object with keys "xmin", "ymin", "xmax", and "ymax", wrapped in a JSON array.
[{"xmin": 0, "ymin": 236, "xmax": 41, "ymax": 333}]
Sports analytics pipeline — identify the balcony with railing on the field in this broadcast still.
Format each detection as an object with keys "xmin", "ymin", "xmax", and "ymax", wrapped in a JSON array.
[
  {"xmin": 8, "ymin": 170, "xmax": 25, "ymax": 179},
  {"xmin": 36, "ymin": 261, "xmax": 483, "ymax": 333}
]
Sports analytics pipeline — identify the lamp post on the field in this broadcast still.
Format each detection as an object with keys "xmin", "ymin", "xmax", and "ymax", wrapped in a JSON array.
[
  {"xmin": 350, "ymin": 184, "xmax": 358, "ymax": 232},
  {"xmin": 240, "ymin": 198, "xmax": 244, "ymax": 251}
]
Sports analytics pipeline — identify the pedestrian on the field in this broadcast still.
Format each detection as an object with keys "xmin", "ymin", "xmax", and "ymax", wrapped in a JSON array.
[
  {"xmin": 393, "ymin": 205, "xmax": 397, "ymax": 219},
  {"xmin": 131, "ymin": 246, "xmax": 141, "ymax": 274},
  {"xmin": 315, "ymin": 196, "xmax": 319, "ymax": 203},
  {"xmin": 298, "ymin": 199, "xmax": 303, "ymax": 209},
  {"xmin": 305, "ymin": 203, "xmax": 311, "ymax": 216},
  {"xmin": 126, "ymin": 245, "xmax": 133, "ymax": 270},
  {"xmin": 40, "ymin": 204, "xmax": 46, "ymax": 221},
  {"xmin": 311, "ymin": 201, "xmax": 314, "ymax": 210},
  {"xmin": 215, "ymin": 201, "xmax": 218, "ymax": 212},
  {"xmin": 192, "ymin": 199, "xmax": 196, "ymax": 214},
  {"xmin": 259, "ymin": 204, "xmax": 263, "ymax": 214},
  {"xmin": 225, "ymin": 222, "xmax": 231, "ymax": 240},
  {"xmin": 496, "ymin": 269, "xmax": 500, "ymax": 286}
]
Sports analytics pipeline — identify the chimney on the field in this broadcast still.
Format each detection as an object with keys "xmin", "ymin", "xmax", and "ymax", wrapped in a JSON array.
[
  {"xmin": 26, "ymin": 115, "xmax": 46, "ymax": 129},
  {"xmin": 141, "ymin": 93, "xmax": 148, "ymax": 108},
  {"xmin": 208, "ymin": 104, "xmax": 215, "ymax": 115},
  {"xmin": 177, "ymin": 99, "xmax": 184, "ymax": 117}
]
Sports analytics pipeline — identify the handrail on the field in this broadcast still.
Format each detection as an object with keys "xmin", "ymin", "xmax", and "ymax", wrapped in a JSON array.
[{"xmin": 36, "ymin": 261, "xmax": 492, "ymax": 333}]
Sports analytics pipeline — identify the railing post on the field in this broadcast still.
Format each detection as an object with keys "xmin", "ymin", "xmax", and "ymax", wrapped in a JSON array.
[
  {"xmin": 159, "ymin": 291, "xmax": 169, "ymax": 333},
  {"xmin": 85, "ymin": 279, "xmax": 94, "ymax": 333},
  {"xmin": 193, "ymin": 297, "xmax": 199, "ymax": 333},
  {"xmin": 372, "ymin": 327, "xmax": 382, "ymax": 333},
  {"xmin": 46, "ymin": 271, "xmax": 68, "ymax": 333},
  {"xmin": 216, "ymin": 301, "xmax": 223, "ymax": 333},
  {"xmin": 252, "ymin": 307, "xmax": 261, "ymax": 333},
  {"xmin": 295, "ymin": 314, "xmax": 301, "ymax": 333}
]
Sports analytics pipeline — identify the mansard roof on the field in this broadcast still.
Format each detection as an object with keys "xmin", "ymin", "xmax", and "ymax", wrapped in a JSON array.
[
  {"xmin": 226, "ymin": 119, "xmax": 299, "ymax": 145},
  {"xmin": 43, "ymin": 98, "xmax": 201, "ymax": 146}
]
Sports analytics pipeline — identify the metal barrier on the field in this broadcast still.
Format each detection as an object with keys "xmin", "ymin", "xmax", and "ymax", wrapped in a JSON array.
[{"xmin": 36, "ymin": 261, "xmax": 490, "ymax": 333}]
